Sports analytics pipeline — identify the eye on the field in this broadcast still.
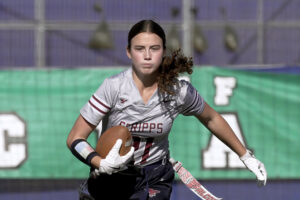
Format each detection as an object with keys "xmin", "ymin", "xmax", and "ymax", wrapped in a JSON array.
[
  {"xmin": 151, "ymin": 46, "xmax": 161, "ymax": 51},
  {"xmin": 134, "ymin": 46, "xmax": 144, "ymax": 51}
]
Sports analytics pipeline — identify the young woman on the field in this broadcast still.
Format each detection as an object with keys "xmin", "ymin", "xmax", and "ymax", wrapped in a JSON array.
[{"xmin": 67, "ymin": 19, "xmax": 267, "ymax": 200}]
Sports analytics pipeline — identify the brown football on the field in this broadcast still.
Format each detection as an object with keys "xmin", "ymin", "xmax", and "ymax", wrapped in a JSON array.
[{"xmin": 96, "ymin": 125, "xmax": 132, "ymax": 158}]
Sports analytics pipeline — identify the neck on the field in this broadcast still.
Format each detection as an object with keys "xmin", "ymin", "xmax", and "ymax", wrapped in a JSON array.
[
  {"xmin": 131, "ymin": 68, "xmax": 158, "ymax": 105},
  {"xmin": 132, "ymin": 68, "xmax": 158, "ymax": 90}
]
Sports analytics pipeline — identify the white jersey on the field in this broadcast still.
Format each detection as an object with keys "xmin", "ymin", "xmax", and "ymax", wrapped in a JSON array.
[{"xmin": 80, "ymin": 68, "xmax": 205, "ymax": 166}]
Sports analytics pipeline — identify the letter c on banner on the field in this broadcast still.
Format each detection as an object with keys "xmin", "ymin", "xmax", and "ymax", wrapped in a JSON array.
[{"xmin": 0, "ymin": 113, "xmax": 27, "ymax": 169}]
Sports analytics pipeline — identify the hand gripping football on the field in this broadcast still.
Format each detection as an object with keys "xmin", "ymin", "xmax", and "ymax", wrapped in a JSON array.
[{"xmin": 96, "ymin": 125, "xmax": 133, "ymax": 158}]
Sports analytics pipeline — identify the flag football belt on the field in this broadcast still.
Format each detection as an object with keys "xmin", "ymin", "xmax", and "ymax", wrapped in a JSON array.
[{"xmin": 119, "ymin": 155, "xmax": 169, "ymax": 176}]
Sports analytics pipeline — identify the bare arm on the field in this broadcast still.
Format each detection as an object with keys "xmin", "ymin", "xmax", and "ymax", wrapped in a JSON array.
[
  {"xmin": 196, "ymin": 102, "xmax": 267, "ymax": 186},
  {"xmin": 66, "ymin": 114, "xmax": 101, "ymax": 168},
  {"xmin": 196, "ymin": 102, "xmax": 246, "ymax": 157}
]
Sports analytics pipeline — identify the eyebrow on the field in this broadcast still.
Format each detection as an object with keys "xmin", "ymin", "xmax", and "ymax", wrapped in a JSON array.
[
  {"xmin": 150, "ymin": 45, "xmax": 161, "ymax": 48},
  {"xmin": 133, "ymin": 45, "xmax": 161, "ymax": 48}
]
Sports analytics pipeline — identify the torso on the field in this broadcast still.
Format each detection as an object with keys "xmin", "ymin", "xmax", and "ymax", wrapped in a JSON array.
[{"xmin": 80, "ymin": 68, "xmax": 205, "ymax": 166}]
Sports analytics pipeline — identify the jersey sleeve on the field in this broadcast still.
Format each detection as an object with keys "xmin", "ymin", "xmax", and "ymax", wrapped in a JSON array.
[
  {"xmin": 180, "ymin": 81, "xmax": 205, "ymax": 116},
  {"xmin": 80, "ymin": 78, "xmax": 116, "ymax": 126}
]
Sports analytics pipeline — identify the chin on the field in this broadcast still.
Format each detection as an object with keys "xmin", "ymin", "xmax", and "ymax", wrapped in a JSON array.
[
  {"xmin": 133, "ymin": 65, "xmax": 159, "ymax": 76},
  {"xmin": 141, "ymin": 68, "xmax": 157, "ymax": 75}
]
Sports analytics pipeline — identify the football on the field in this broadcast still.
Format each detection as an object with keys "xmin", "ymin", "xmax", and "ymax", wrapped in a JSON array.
[{"xmin": 96, "ymin": 125, "xmax": 133, "ymax": 158}]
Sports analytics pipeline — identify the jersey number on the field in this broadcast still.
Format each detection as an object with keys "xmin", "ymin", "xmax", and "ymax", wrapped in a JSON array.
[{"xmin": 133, "ymin": 137, "xmax": 154, "ymax": 164}]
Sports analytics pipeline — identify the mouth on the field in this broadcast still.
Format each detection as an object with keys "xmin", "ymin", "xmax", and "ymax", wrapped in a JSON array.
[{"xmin": 141, "ymin": 63, "xmax": 153, "ymax": 68}]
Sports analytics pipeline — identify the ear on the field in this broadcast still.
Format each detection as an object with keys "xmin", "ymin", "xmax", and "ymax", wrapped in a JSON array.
[{"xmin": 126, "ymin": 47, "xmax": 132, "ymax": 59}]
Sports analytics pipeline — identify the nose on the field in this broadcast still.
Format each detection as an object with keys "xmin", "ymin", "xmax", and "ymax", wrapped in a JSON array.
[{"xmin": 144, "ymin": 49, "xmax": 151, "ymax": 60}]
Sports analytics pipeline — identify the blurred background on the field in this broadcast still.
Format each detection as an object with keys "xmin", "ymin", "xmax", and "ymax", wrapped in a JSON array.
[
  {"xmin": 0, "ymin": 0, "xmax": 300, "ymax": 199},
  {"xmin": 2, "ymin": 0, "xmax": 300, "ymax": 68}
]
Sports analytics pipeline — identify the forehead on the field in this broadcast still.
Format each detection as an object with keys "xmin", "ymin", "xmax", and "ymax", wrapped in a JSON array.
[{"xmin": 130, "ymin": 32, "xmax": 163, "ymax": 46}]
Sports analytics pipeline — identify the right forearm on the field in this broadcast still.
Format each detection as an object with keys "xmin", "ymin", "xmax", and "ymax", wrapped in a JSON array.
[
  {"xmin": 91, "ymin": 155, "xmax": 102, "ymax": 169},
  {"xmin": 67, "ymin": 115, "xmax": 99, "ymax": 166},
  {"xmin": 69, "ymin": 139, "xmax": 99, "ymax": 166}
]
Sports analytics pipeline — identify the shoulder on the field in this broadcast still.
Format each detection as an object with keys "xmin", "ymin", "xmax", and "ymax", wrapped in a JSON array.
[
  {"xmin": 106, "ymin": 68, "xmax": 131, "ymax": 83},
  {"xmin": 161, "ymin": 79, "xmax": 191, "ymax": 103},
  {"xmin": 175, "ymin": 79, "xmax": 191, "ymax": 96},
  {"xmin": 175, "ymin": 79, "xmax": 206, "ymax": 115},
  {"xmin": 173, "ymin": 79, "xmax": 200, "ymax": 103},
  {"xmin": 94, "ymin": 68, "xmax": 131, "ymax": 95},
  {"xmin": 101, "ymin": 68, "xmax": 131, "ymax": 88},
  {"xmin": 93, "ymin": 68, "xmax": 132, "ymax": 105}
]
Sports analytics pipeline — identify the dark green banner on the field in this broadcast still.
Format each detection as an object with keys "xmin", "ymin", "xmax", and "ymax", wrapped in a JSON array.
[{"xmin": 0, "ymin": 67, "xmax": 299, "ymax": 179}]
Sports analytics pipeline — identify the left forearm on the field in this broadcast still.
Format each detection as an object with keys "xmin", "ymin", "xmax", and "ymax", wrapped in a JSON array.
[
  {"xmin": 197, "ymin": 103, "xmax": 246, "ymax": 157},
  {"xmin": 207, "ymin": 114, "xmax": 246, "ymax": 157}
]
